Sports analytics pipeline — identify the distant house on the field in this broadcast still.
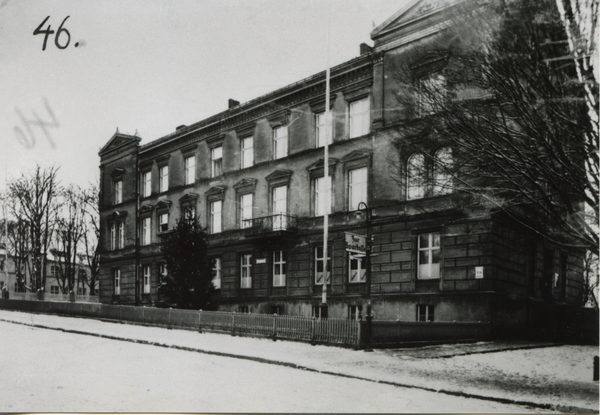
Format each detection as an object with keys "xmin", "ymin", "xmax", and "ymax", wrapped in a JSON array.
[
  {"xmin": 0, "ymin": 248, "xmax": 97, "ymax": 301},
  {"xmin": 97, "ymin": 0, "xmax": 588, "ymax": 336}
]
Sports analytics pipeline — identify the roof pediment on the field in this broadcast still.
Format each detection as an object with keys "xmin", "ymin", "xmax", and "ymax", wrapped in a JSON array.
[
  {"xmin": 370, "ymin": 0, "xmax": 464, "ymax": 48},
  {"xmin": 99, "ymin": 131, "xmax": 141, "ymax": 156}
]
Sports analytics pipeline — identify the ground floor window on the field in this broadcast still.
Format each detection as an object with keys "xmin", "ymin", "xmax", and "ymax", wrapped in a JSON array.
[
  {"xmin": 212, "ymin": 258, "xmax": 221, "ymax": 289},
  {"xmin": 77, "ymin": 287, "xmax": 86, "ymax": 295},
  {"xmin": 418, "ymin": 233, "xmax": 440, "ymax": 280},
  {"xmin": 273, "ymin": 250, "xmax": 286, "ymax": 287},
  {"xmin": 114, "ymin": 269, "xmax": 121, "ymax": 295},
  {"xmin": 312, "ymin": 304, "xmax": 328, "ymax": 319},
  {"xmin": 271, "ymin": 304, "xmax": 284, "ymax": 315},
  {"xmin": 349, "ymin": 255, "xmax": 366, "ymax": 283},
  {"xmin": 238, "ymin": 305, "xmax": 249, "ymax": 313},
  {"xmin": 348, "ymin": 305, "xmax": 363, "ymax": 320},
  {"xmin": 142, "ymin": 265, "xmax": 150, "ymax": 294},
  {"xmin": 50, "ymin": 285, "xmax": 59, "ymax": 294},
  {"xmin": 240, "ymin": 254, "xmax": 252, "ymax": 289},
  {"xmin": 417, "ymin": 304, "xmax": 434, "ymax": 321}
]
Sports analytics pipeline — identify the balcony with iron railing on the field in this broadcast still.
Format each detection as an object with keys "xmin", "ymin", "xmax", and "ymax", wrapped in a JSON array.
[{"xmin": 243, "ymin": 213, "xmax": 298, "ymax": 237}]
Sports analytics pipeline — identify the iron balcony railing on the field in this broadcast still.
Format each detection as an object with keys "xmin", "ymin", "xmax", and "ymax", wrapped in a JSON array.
[{"xmin": 243, "ymin": 213, "xmax": 297, "ymax": 235}]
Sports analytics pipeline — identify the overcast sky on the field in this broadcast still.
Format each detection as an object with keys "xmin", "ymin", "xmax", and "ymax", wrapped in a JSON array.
[{"xmin": 1, "ymin": 0, "xmax": 409, "ymax": 191}]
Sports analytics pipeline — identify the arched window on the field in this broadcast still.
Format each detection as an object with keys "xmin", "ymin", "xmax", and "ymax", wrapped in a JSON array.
[
  {"xmin": 433, "ymin": 147, "xmax": 453, "ymax": 195},
  {"xmin": 407, "ymin": 153, "xmax": 426, "ymax": 200}
]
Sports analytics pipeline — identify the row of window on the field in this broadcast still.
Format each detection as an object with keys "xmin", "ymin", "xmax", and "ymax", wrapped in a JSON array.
[
  {"xmin": 109, "ymin": 166, "xmax": 369, "ymax": 250},
  {"xmin": 113, "ymin": 98, "xmax": 371, "ymax": 204},
  {"xmin": 238, "ymin": 304, "xmax": 433, "ymax": 321},
  {"xmin": 113, "ymin": 232, "xmax": 441, "ymax": 295}
]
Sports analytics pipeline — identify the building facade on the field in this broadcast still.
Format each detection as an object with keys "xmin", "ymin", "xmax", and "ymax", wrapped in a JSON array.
[{"xmin": 98, "ymin": 0, "xmax": 586, "ymax": 328}]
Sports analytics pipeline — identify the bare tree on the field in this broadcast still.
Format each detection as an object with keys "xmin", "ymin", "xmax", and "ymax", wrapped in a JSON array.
[
  {"xmin": 50, "ymin": 185, "xmax": 87, "ymax": 293},
  {"xmin": 80, "ymin": 184, "xmax": 100, "ymax": 295},
  {"xmin": 8, "ymin": 166, "xmax": 60, "ymax": 291},
  {"xmin": 392, "ymin": 0, "xmax": 598, "ymax": 255},
  {"xmin": 582, "ymin": 250, "xmax": 599, "ymax": 307},
  {"xmin": 0, "ymin": 216, "xmax": 31, "ymax": 292}
]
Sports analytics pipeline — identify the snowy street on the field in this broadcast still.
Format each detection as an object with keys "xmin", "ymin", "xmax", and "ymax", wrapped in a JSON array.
[{"xmin": 0, "ymin": 309, "xmax": 597, "ymax": 413}]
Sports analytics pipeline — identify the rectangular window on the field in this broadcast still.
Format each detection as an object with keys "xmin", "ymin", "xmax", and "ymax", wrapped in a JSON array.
[
  {"xmin": 348, "ymin": 167, "xmax": 368, "ymax": 211},
  {"xmin": 142, "ymin": 217, "xmax": 151, "ymax": 245},
  {"xmin": 316, "ymin": 112, "xmax": 333, "ymax": 147},
  {"xmin": 184, "ymin": 206, "xmax": 195, "ymax": 220},
  {"xmin": 418, "ymin": 233, "xmax": 440, "ymax": 279},
  {"xmin": 114, "ymin": 269, "xmax": 121, "ymax": 296},
  {"xmin": 212, "ymin": 258, "xmax": 221, "ymax": 289},
  {"xmin": 211, "ymin": 200, "xmax": 222, "ymax": 233},
  {"xmin": 348, "ymin": 305, "xmax": 363, "ymax": 320},
  {"xmin": 142, "ymin": 171, "xmax": 151, "ymax": 198},
  {"xmin": 314, "ymin": 176, "xmax": 332, "ymax": 217},
  {"xmin": 159, "ymin": 263, "xmax": 167, "ymax": 279},
  {"xmin": 315, "ymin": 245, "xmax": 331, "ymax": 285},
  {"xmin": 185, "ymin": 156, "xmax": 195, "ymax": 185},
  {"xmin": 349, "ymin": 255, "xmax": 366, "ymax": 283},
  {"xmin": 143, "ymin": 265, "xmax": 150, "ymax": 294},
  {"xmin": 272, "ymin": 185, "xmax": 288, "ymax": 230},
  {"xmin": 241, "ymin": 254, "xmax": 252, "ymax": 289},
  {"xmin": 273, "ymin": 126, "xmax": 288, "ymax": 160},
  {"xmin": 273, "ymin": 250, "xmax": 286, "ymax": 287},
  {"xmin": 159, "ymin": 213, "xmax": 169, "ymax": 232},
  {"xmin": 241, "ymin": 137, "xmax": 254, "ymax": 169},
  {"xmin": 110, "ymin": 224, "xmax": 116, "ymax": 251},
  {"xmin": 211, "ymin": 146, "xmax": 223, "ymax": 178},
  {"xmin": 238, "ymin": 305, "xmax": 249, "ymax": 313},
  {"xmin": 77, "ymin": 287, "xmax": 86, "ymax": 295},
  {"xmin": 159, "ymin": 165, "xmax": 169, "ymax": 192},
  {"xmin": 114, "ymin": 180, "xmax": 122, "ymax": 204},
  {"xmin": 51, "ymin": 285, "xmax": 60, "ymax": 295},
  {"xmin": 118, "ymin": 222, "xmax": 124, "ymax": 249},
  {"xmin": 349, "ymin": 98, "xmax": 370, "ymax": 138},
  {"xmin": 417, "ymin": 304, "xmax": 434, "ymax": 321},
  {"xmin": 240, "ymin": 193, "xmax": 253, "ymax": 229},
  {"xmin": 271, "ymin": 305, "xmax": 284, "ymax": 315}
]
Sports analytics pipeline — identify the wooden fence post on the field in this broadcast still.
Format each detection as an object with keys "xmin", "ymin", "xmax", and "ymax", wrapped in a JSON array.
[
  {"xmin": 355, "ymin": 318, "xmax": 363, "ymax": 350},
  {"xmin": 198, "ymin": 309, "xmax": 202, "ymax": 333},
  {"xmin": 232, "ymin": 311, "xmax": 236, "ymax": 336},
  {"xmin": 310, "ymin": 316, "xmax": 316, "ymax": 345},
  {"xmin": 272, "ymin": 313, "xmax": 278, "ymax": 341}
]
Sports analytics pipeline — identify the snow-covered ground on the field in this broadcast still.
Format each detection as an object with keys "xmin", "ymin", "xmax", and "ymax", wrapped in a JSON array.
[{"xmin": 0, "ymin": 309, "xmax": 597, "ymax": 412}]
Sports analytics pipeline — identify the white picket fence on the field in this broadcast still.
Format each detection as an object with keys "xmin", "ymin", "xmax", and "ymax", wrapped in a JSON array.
[{"xmin": 198, "ymin": 310, "xmax": 360, "ymax": 346}]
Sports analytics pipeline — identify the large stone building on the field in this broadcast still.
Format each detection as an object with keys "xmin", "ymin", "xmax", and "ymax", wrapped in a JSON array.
[{"xmin": 98, "ymin": 0, "xmax": 587, "ymax": 328}]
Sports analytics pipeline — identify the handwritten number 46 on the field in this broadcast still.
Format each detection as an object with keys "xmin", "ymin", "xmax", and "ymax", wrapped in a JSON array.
[{"xmin": 34, "ymin": 16, "xmax": 70, "ymax": 50}]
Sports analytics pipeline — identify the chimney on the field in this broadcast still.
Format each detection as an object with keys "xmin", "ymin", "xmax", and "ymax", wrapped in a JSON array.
[
  {"xmin": 176, "ymin": 125, "xmax": 186, "ymax": 131},
  {"xmin": 360, "ymin": 43, "xmax": 373, "ymax": 55},
  {"xmin": 228, "ymin": 99, "xmax": 240, "ymax": 109}
]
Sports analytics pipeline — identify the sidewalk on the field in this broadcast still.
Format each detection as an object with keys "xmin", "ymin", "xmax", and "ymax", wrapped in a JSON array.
[{"xmin": 1, "ymin": 309, "xmax": 597, "ymax": 413}]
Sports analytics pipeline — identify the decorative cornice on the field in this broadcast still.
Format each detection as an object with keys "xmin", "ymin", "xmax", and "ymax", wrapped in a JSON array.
[
  {"xmin": 205, "ymin": 186, "xmax": 227, "ymax": 197},
  {"xmin": 110, "ymin": 168, "xmax": 125, "ymax": 178},
  {"xmin": 307, "ymin": 158, "xmax": 339, "ymax": 171},
  {"xmin": 179, "ymin": 193, "xmax": 199, "ymax": 203},
  {"xmin": 267, "ymin": 110, "xmax": 291, "ymax": 128},
  {"xmin": 341, "ymin": 149, "xmax": 372, "ymax": 163},
  {"xmin": 265, "ymin": 169, "xmax": 293, "ymax": 183},
  {"xmin": 234, "ymin": 122, "xmax": 256, "ymax": 138},
  {"xmin": 140, "ymin": 204, "xmax": 154, "ymax": 213},
  {"xmin": 156, "ymin": 200, "xmax": 172, "ymax": 209},
  {"xmin": 233, "ymin": 178, "xmax": 258, "ymax": 192},
  {"xmin": 206, "ymin": 133, "xmax": 226, "ymax": 147},
  {"xmin": 107, "ymin": 210, "xmax": 128, "ymax": 220}
]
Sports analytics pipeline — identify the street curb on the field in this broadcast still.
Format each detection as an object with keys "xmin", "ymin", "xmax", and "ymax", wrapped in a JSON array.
[{"xmin": 1, "ymin": 317, "xmax": 597, "ymax": 414}]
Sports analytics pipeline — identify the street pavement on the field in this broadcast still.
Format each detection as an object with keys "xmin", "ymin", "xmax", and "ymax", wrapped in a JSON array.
[{"xmin": 0, "ymin": 309, "xmax": 597, "ymax": 413}]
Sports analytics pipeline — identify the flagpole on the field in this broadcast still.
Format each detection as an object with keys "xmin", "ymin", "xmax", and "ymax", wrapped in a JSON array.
[{"xmin": 322, "ymin": 0, "xmax": 332, "ymax": 315}]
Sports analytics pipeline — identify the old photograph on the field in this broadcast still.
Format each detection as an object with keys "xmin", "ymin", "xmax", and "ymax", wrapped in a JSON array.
[{"xmin": 0, "ymin": 0, "xmax": 598, "ymax": 412}]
